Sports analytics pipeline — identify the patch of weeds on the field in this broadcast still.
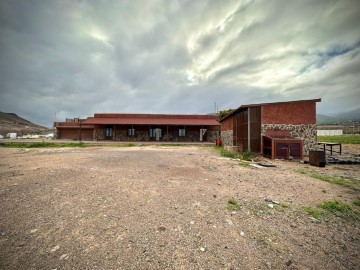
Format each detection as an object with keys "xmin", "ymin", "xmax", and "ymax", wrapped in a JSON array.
[
  {"xmin": 158, "ymin": 144, "xmax": 187, "ymax": 147},
  {"xmin": 295, "ymin": 169, "xmax": 359, "ymax": 191},
  {"xmin": 247, "ymin": 203, "xmax": 272, "ymax": 217},
  {"xmin": 1, "ymin": 142, "xmax": 86, "ymax": 148},
  {"xmin": 318, "ymin": 201, "xmax": 358, "ymax": 220},
  {"xmin": 279, "ymin": 203, "xmax": 290, "ymax": 208},
  {"xmin": 61, "ymin": 142, "xmax": 86, "ymax": 147},
  {"xmin": 227, "ymin": 197, "xmax": 240, "ymax": 210},
  {"xmin": 300, "ymin": 206, "xmax": 322, "ymax": 219},
  {"xmin": 353, "ymin": 199, "xmax": 360, "ymax": 207},
  {"xmin": 239, "ymin": 161, "xmax": 249, "ymax": 167},
  {"xmin": 241, "ymin": 150, "xmax": 254, "ymax": 161},
  {"xmin": 117, "ymin": 143, "xmax": 134, "ymax": 147},
  {"xmin": 213, "ymin": 146, "xmax": 240, "ymax": 159}
]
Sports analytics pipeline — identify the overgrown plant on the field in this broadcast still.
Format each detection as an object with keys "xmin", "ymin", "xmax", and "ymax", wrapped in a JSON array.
[
  {"xmin": 241, "ymin": 150, "xmax": 254, "ymax": 161},
  {"xmin": 227, "ymin": 197, "xmax": 240, "ymax": 210},
  {"xmin": 301, "ymin": 201, "xmax": 359, "ymax": 221}
]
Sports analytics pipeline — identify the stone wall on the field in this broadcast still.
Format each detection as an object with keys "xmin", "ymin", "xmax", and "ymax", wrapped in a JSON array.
[
  {"xmin": 221, "ymin": 130, "xmax": 233, "ymax": 146},
  {"xmin": 95, "ymin": 130, "xmax": 105, "ymax": 140},
  {"xmin": 94, "ymin": 129, "xmax": 217, "ymax": 142},
  {"xmin": 206, "ymin": 131, "xmax": 218, "ymax": 143},
  {"xmin": 261, "ymin": 124, "xmax": 317, "ymax": 155}
]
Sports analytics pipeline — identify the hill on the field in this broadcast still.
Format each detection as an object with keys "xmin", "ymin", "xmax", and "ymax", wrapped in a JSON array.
[
  {"xmin": 335, "ymin": 108, "xmax": 360, "ymax": 120},
  {"xmin": 0, "ymin": 111, "xmax": 52, "ymax": 136}
]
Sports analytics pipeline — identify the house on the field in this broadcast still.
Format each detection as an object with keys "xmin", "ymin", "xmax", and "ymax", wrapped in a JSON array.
[
  {"xmin": 54, "ymin": 113, "xmax": 220, "ymax": 142},
  {"xmin": 220, "ymin": 99, "xmax": 321, "ymax": 157}
]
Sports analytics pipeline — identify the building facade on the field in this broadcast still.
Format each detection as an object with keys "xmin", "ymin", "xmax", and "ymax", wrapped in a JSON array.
[
  {"xmin": 220, "ymin": 99, "xmax": 321, "ymax": 156},
  {"xmin": 54, "ymin": 113, "xmax": 220, "ymax": 142}
]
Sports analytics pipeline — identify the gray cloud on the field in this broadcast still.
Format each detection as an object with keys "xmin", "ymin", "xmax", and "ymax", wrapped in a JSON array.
[{"xmin": 0, "ymin": 0, "xmax": 359, "ymax": 126}]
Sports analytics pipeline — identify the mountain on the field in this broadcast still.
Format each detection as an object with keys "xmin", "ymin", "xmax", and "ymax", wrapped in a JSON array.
[
  {"xmin": 0, "ymin": 111, "xmax": 52, "ymax": 136},
  {"xmin": 334, "ymin": 108, "xmax": 360, "ymax": 120},
  {"xmin": 316, "ymin": 114, "xmax": 342, "ymax": 125}
]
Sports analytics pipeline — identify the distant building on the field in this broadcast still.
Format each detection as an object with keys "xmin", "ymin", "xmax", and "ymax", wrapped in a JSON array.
[
  {"xmin": 219, "ymin": 99, "xmax": 321, "ymax": 157},
  {"xmin": 54, "ymin": 113, "xmax": 220, "ymax": 142},
  {"xmin": 7, "ymin": 133, "xmax": 17, "ymax": 139},
  {"xmin": 317, "ymin": 125, "xmax": 343, "ymax": 136}
]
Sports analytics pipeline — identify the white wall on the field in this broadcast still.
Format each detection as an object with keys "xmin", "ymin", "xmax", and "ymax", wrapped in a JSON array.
[{"xmin": 317, "ymin": 130, "xmax": 343, "ymax": 136}]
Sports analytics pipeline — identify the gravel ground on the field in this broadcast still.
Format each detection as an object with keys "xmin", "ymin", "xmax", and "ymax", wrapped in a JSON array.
[{"xmin": 0, "ymin": 145, "xmax": 359, "ymax": 270}]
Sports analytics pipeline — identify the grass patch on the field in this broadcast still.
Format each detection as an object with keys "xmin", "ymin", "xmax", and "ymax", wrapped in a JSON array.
[
  {"xmin": 117, "ymin": 143, "xmax": 135, "ymax": 147},
  {"xmin": 301, "ymin": 201, "xmax": 359, "ymax": 221},
  {"xmin": 227, "ymin": 197, "xmax": 240, "ymax": 211},
  {"xmin": 213, "ymin": 146, "xmax": 256, "ymax": 161},
  {"xmin": 317, "ymin": 136, "xmax": 360, "ymax": 144},
  {"xmin": 318, "ymin": 201, "xmax": 358, "ymax": 220},
  {"xmin": 158, "ymin": 144, "xmax": 188, "ymax": 147},
  {"xmin": 239, "ymin": 161, "xmax": 250, "ymax": 167},
  {"xmin": 295, "ymin": 169, "xmax": 359, "ymax": 190},
  {"xmin": 279, "ymin": 203, "xmax": 290, "ymax": 208},
  {"xmin": 301, "ymin": 206, "xmax": 322, "ymax": 219},
  {"xmin": 1, "ymin": 142, "xmax": 86, "ymax": 148},
  {"xmin": 241, "ymin": 150, "xmax": 254, "ymax": 161},
  {"xmin": 353, "ymin": 199, "xmax": 360, "ymax": 207},
  {"xmin": 213, "ymin": 146, "xmax": 241, "ymax": 159}
]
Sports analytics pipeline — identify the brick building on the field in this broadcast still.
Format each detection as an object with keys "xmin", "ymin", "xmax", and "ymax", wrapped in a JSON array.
[
  {"xmin": 220, "ymin": 99, "xmax": 321, "ymax": 156},
  {"xmin": 54, "ymin": 113, "xmax": 220, "ymax": 142}
]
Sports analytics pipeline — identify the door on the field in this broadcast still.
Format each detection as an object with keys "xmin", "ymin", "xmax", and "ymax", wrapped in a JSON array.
[
  {"xmin": 105, "ymin": 126, "xmax": 113, "ymax": 140},
  {"xmin": 155, "ymin": 128, "xmax": 161, "ymax": 141},
  {"xmin": 200, "ymin": 129, "xmax": 207, "ymax": 141}
]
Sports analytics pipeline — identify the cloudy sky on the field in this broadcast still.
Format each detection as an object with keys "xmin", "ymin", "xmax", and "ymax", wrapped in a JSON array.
[{"xmin": 0, "ymin": 0, "xmax": 359, "ymax": 127}]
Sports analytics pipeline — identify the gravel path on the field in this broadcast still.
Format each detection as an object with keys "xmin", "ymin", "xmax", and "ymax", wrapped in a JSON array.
[{"xmin": 0, "ymin": 146, "xmax": 359, "ymax": 269}]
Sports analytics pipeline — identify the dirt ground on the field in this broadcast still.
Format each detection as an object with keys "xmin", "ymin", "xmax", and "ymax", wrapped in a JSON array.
[{"xmin": 0, "ymin": 145, "xmax": 359, "ymax": 270}]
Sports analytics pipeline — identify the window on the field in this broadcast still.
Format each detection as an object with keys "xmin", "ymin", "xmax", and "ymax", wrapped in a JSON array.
[
  {"xmin": 106, "ymin": 127, "xmax": 113, "ymax": 137},
  {"xmin": 179, "ymin": 128, "xmax": 185, "ymax": 137},
  {"xmin": 128, "ymin": 128, "xmax": 135, "ymax": 136}
]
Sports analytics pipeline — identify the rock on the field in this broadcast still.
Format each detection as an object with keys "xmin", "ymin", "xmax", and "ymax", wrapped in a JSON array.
[
  {"xmin": 190, "ymin": 221, "xmax": 195, "ymax": 225},
  {"xmin": 309, "ymin": 217, "xmax": 320, "ymax": 223},
  {"xmin": 286, "ymin": 259, "xmax": 293, "ymax": 266},
  {"xmin": 267, "ymin": 203, "xmax": 274, "ymax": 208},
  {"xmin": 200, "ymin": 247, "xmax": 205, "ymax": 252},
  {"xmin": 290, "ymin": 223, "xmax": 298, "ymax": 228},
  {"xmin": 158, "ymin": 226, "xmax": 166, "ymax": 232},
  {"xmin": 240, "ymin": 231, "xmax": 245, "ymax": 237},
  {"xmin": 59, "ymin": 254, "xmax": 68, "ymax": 260},
  {"xmin": 51, "ymin": 245, "xmax": 60, "ymax": 252},
  {"xmin": 213, "ymin": 194, "xmax": 217, "ymax": 198},
  {"xmin": 30, "ymin": 229, "xmax": 38, "ymax": 233}
]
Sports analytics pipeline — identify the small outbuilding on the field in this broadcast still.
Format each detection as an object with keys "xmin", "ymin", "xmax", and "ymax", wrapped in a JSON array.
[{"xmin": 220, "ymin": 99, "xmax": 321, "ymax": 157}]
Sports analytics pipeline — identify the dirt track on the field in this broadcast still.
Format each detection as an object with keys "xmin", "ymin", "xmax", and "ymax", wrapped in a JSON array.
[{"xmin": 0, "ymin": 146, "xmax": 359, "ymax": 269}]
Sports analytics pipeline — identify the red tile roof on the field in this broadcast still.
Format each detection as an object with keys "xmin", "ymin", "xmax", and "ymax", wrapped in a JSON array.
[{"xmin": 83, "ymin": 115, "xmax": 219, "ymax": 126}]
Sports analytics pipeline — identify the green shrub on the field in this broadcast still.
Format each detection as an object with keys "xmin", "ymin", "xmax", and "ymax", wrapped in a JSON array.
[{"xmin": 228, "ymin": 197, "xmax": 240, "ymax": 210}]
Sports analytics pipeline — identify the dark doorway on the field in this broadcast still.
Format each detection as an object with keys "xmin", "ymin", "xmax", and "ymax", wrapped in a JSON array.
[{"xmin": 105, "ymin": 126, "xmax": 113, "ymax": 140}]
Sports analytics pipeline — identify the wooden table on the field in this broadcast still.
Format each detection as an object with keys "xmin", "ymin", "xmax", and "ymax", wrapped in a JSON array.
[{"xmin": 317, "ymin": 142, "xmax": 342, "ymax": 155}]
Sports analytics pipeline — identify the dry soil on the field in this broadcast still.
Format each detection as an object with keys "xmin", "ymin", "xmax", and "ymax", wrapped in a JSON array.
[{"xmin": 0, "ymin": 146, "xmax": 359, "ymax": 270}]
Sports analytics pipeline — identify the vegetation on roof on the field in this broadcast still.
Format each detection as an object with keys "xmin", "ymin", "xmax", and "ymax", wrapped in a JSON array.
[{"xmin": 218, "ymin": 109, "xmax": 236, "ymax": 120}]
